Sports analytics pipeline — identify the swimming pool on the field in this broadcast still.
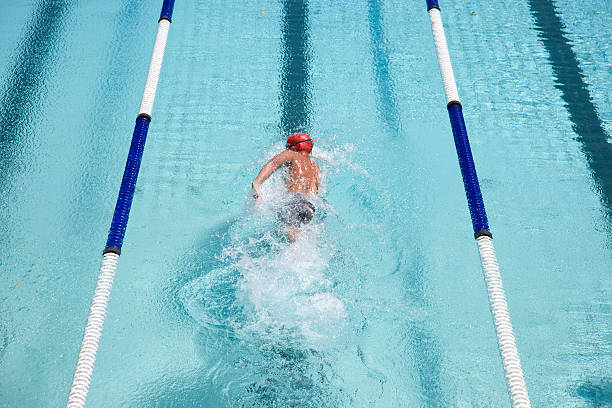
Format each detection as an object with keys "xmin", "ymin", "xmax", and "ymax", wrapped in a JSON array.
[{"xmin": 0, "ymin": 0, "xmax": 610, "ymax": 406}]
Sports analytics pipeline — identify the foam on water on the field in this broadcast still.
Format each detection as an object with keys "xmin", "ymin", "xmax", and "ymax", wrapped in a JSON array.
[
  {"xmin": 180, "ymin": 143, "xmax": 357, "ymax": 351},
  {"xmin": 233, "ymin": 230, "xmax": 347, "ymax": 347},
  {"xmin": 175, "ymin": 143, "xmax": 373, "ymax": 406}
]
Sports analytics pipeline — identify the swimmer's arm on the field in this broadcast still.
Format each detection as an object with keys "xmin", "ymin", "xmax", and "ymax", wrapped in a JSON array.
[{"xmin": 252, "ymin": 150, "xmax": 293, "ymax": 198}]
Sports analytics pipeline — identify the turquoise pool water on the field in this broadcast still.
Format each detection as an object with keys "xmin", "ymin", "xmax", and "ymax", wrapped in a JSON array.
[{"xmin": 0, "ymin": 0, "xmax": 610, "ymax": 406}]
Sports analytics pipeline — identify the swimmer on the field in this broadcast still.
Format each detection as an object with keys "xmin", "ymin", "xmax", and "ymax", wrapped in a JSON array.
[{"xmin": 252, "ymin": 133, "xmax": 319, "ymax": 242}]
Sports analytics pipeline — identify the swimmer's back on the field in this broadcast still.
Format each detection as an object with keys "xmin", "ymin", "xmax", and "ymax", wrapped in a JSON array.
[{"xmin": 285, "ymin": 150, "xmax": 319, "ymax": 195}]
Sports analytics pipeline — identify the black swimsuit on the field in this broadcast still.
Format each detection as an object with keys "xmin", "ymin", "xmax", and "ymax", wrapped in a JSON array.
[{"xmin": 279, "ymin": 194, "xmax": 315, "ymax": 227}]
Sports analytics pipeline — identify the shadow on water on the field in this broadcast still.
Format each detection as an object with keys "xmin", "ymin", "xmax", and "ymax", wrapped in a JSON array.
[
  {"xmin": 367, "ymin": 0, "xmax": 402, "ymax": 137},
  {"xmin": 575, "ymin": 378, "xmax": 612, "ymax": 408},
  {"xmin": 279, "ymin": 0, "xmax": 311, "ymax": 135},
  {"xmin": 528, "ymin": 0, "xmax": 612, "ymax": 225},
  {"xmin": 0, "ymin": 0, "xmax": 74, "ymax": 193}
]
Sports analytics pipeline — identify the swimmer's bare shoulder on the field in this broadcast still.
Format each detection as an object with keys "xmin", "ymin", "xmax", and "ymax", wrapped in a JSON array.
[{"xmin": 252, "ymin": 150, "xmax": 294, "ymax": 199}]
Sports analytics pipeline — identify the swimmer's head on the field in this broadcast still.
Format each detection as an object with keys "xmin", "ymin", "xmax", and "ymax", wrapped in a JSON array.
[{"xmin": 286, "ymin": 133, "xmax": 313, "ymax": 153}]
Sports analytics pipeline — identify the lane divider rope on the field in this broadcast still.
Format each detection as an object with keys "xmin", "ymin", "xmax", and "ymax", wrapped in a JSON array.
[
  {"xmin": 424, "ymin": 1, "xmax": 531, "ymax": 407},
  {"xmin": 66, "ymin": 1, "xmax": 175, "ymax": 406}
]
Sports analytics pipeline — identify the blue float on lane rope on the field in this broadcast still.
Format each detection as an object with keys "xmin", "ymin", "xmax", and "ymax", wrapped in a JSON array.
[{"xmin": 447, "ymin": 103, "xmax": 490, "ymax": 236}]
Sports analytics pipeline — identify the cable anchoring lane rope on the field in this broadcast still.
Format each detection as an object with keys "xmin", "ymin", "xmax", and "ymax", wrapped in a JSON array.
[
  {"xmin": 424, "ymin": 1, "xmax": 531, "ymax": 407},
  {"xmin": 66, "ymin": 1, "xmax": 175, "ymax": 407}
]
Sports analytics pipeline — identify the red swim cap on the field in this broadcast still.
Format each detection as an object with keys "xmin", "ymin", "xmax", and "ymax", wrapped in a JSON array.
[{"xmin": 286, "ymin": 133, "xmax": 313, "ymax": 153}]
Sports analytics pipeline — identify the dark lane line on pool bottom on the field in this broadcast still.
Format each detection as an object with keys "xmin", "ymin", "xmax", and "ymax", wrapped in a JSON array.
[
  {"xmin": 279, "ymin": 0, "xmax": 312, "ymax": 136},
  {"xmin": 367, "ymin": 0, "xmax": 447, "ymax": 404},
  {"xmin": 0, "ymin": 0, "xmax": 75, "ymax": 194},
  {"xmin": 367, "ymin": 0, "xmax": 402, "ymax": 137},
  {"xmin": 529, "ymin": 1, "xmax": 612, "ymax": 403},
  {"xmin": 528, "ymin": 0, "xmax": 612, "ymax": 222}
]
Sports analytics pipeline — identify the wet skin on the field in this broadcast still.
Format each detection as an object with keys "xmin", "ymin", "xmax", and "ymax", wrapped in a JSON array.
[{"xmin": 252, "ymin": 149, "xmax": 319, "ymax": 241}]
